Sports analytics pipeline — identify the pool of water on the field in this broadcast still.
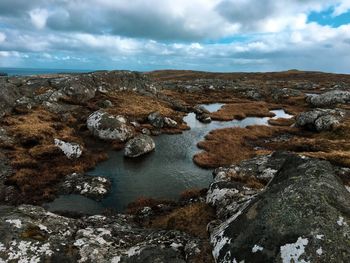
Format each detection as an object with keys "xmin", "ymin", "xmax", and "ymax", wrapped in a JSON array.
[{"xmin": 45, "ymin": 105, "xmax": 292, "ymax": 213}]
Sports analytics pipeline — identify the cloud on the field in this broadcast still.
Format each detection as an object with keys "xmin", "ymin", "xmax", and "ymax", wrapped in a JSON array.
[{"xmin": 0, "ymin": 0, "xmax": 349, "ymax": 72}]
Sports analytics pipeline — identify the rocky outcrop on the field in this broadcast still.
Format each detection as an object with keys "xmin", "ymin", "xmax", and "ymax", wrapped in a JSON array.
[
  {"xmin": 124, "ymin": 135, "xmax": 155, "ymax": 157},
  {"xmin": 193, "ymin": 105, "xmax": 212, "ymax": 123},
  {"xmin": 58, "ymin": 173, "xmax": 111, "ymax": 200},
  {"xmin": 307, "ymin": 90, "xmax": 350, "ymax": 107},
  {"xmin": 87, "ymin": 111, "xmax": 134, "ymax": 141},
  {"xmin": 296, "ymin": 108, "xmax": 345, "ymax": 131},
  {"xmin": 54, "ymin": 139, "xmax": 83, "ymax": 159},
  {"xmin": 148, "ymin": 112, "xmax": 164, "ymax": 128},
  {"xmin": 209, "ymin": 152, "xmax": 350, "ymax": 263},
  {"xmin": 0, "ymin": 205, "xmax": 201, "ymax": 263}
]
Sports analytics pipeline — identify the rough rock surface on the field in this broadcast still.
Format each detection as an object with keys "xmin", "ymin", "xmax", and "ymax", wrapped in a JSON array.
[
  {"xmin": 58, "ymin": 173, "xmax": 111, "ymax": 200},
  {"xmin": 307, "ymin": 90, "xmax": 350, "ymax": 107},
  {"xmin": 296, "ymin": 108, "xmax": 345, "ymax": 131},
  {"xmin": 54, "ymin": 139, "xmax": 83, "ymax": 159},
  {"xmin": 148, "ymin": 112, "xmax": 164, "ymax": 128},
  {"xmin": 209, "ymin": 152, "xmax": 350, "ymax": 263},
  {"xmin": 0, "ymin": 205, "xmax": 201, "ymax": 263},
  {"xmin": 124, "ymin": 135, "xmax": 155, "ymax": 158},
  {"xmin": 87, "ymin": 111, "xmax": 134, "ymax": 141}
]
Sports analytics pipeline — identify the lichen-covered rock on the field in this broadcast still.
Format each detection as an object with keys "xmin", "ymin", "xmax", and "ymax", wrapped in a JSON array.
[
  {"xmin": 97, "ymin": 99, "xmax": 113, "ymax": 108},
  {"xmin": 87, "ymin": 111, "xmax": 134, "ymax": 141},
  {"xmin": 0, "ymin": 205, "xmax": 201, "ymax": 263},
  {"xmin": 307, "ymin": 90, "xmax": 350, "ymax": 107},
  {"xmin": 296, "ymin": 108, "xmax": 345, "ymax": 131},
  {"xmin": 58, "ymin": 173, "xmax": 111, "ymax": 200},
  {"xmin": 54, "ymin": 139, "xmax": 83, "ymax": 159},
  {"xmin": 196, "ymin": 113, "xmax": 212, "ymax": 123},
  {"xmin": 148, "ymin": 112, "xmax": 164, "ymax": 128},
  {"xmin": 164, "ymin": 117, "xmax": 178, "ymax": 128},
  {"xmin": 124, "ymin": 135, "xmax": 155, "ymax": 158},
  {"xmin": 209, "ymin": 153, "xmax": 350, "ymax": 263}
]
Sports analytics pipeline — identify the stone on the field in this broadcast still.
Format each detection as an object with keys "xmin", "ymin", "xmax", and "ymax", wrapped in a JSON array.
[
  {"xmin": 307, "ymin": 90, "xmax": 350, "ymax": 107},
  {"xmin": 296, "ymin": 108, "xmax": 345, "ymax": 131},
  {"xmin": 196, "ymin": 113, "xmax": 211, "ymax": 123},
  {"xmin": 54, "ymin": 139, "xmax": 83, "ymax": 159},
  {"xmin": 209, "ymin": 153, "xmax": 350, "ymax": 263},
  {"xmin": 58, "ymin": 173, "xmax": 111, "ymax": 200},
  {"xmin": 0, "ymin": 205, "xmax": 200, "ymax": 262},
  {"xmin": 97, "ymin": 100, "xmax": 113, "ymax": 108},
  {"xmin": 148, "ymin": 112, "xmax": 164, "ymax": 128},
  {"xmin": 87, "ymin": 111, "xmax": 134, "ymax": 141},
  {"xmin": 124, "ymin": 135, "xmax": 155, "ymax": 158},
  {"xmin": 164, "ymin": 117, "xmax": 178, "ymax": 128}
]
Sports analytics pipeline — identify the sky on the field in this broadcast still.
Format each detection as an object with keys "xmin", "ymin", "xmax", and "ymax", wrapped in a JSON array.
[{"xmin": 0, "ymin": 0, "xmax": 350, "ymax": 73}]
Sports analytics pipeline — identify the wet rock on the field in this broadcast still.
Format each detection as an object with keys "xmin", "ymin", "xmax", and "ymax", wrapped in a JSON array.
[
  {"xmin": 164, "ymin": 117, "xmax": 178, "ymax": 128},
  {"xmin": 307, "ymin": 90, "xmax": 350, "ymax": 107},
  {"xmin": 193, "ymin": 105, "xmax": 210, "ymax": 115},
  {"xmin": 0, "ymin": 205, "xmax": 201, "ymax": 262},
  {"xmin": 54, "ymin": 139, "xmax": 83, "ymax": 159},
  {"xmin": 58, "ymin": 173, "xmax": 111, "ymax": 200},
  {"xmin": 209, "ymin": 153, "xmax": 350, "ymax": 263},
  {"xmin": 124, "ymin": 134, "xmax": 155, "ymax": 158},
  {"xmin": 296, "ymin": 108, "xmax": 345, "ymax": 131},
  {"xmin": 196, "ymin": 113, "xmax": 211, "ymax": 123},
  {"xmin": 148, "ymin": 112, "xmax": 164, "ymax": 128},
  {"xmin": 87, "ymin": 111, "xmax": 134, "ymax": 141}
]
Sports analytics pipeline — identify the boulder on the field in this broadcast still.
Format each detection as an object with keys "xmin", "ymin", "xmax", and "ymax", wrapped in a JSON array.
[
  {"xmin": 164, "ymin": 117, "xmax": 178, "ymax": 128},
  {"xmin": 296, "ymin": 108, "xmax": 345, "ymax": 131},
  {"xmin": 124, "ymin": 135, "xmax": 155, "ymax": 158},
  {"xmin": 97, "ymin": 99, "xmax": 113, "ymax": 108},
  {"xmin": 307, "ymin": 90, "xmax": 350, "ymax": 107},
  {"xmin": 0, "ymin": 205, "xmax": 200, "ymax": 262},
  {"xmin": 148, "ymin": 112, "xmax": 164, "ymax": 128},
  {"xmin": 54, "ymin": 139, "xmax": 83, "ymax": 159},
  {"xmin": 209, "ymin": 153, "xmax": 350, "ymax": 263},
  {"xmin": 87, "ymin": 111, "xmax": 134, "ymax": 141},
  {"xmin": 58, "ymin": 173, "xmax": 111, "ymax": 200},
  {"xmin": 196, "ymin": 113, "xmax": 211, "ymax": 123}
]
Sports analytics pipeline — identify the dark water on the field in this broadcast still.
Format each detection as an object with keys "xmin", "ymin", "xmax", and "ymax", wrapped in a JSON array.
[
  {"xmin": 45, "ymin": 104, "xmax": 292, "ymax": 214},
  {"xmin": 0, "ymin": 67, "xmax": 92, "ymax": 76}
]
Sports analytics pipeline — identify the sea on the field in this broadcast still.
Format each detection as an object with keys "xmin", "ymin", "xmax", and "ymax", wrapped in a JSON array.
[{"xmin": 0, "ymin": 67, "xmax": 93, "ymax": 76}]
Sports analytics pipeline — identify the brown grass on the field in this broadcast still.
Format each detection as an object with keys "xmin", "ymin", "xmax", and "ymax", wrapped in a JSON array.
[
  {"xmin": 1, "ymin": 107, "xmax": 108, "ymax": 204},
  {"xmin": 210, "ymin": 101, "xmax": 274, "ymax": 121},
  {"xmin": 148, "ymin": 202, "xmax": 215, "ymax": 238},
  {"xmin": 194, "ymin": 125, "xmax": 293, "ymax": 168},
  {"xmin": 268, "ymin": 117, "xmax": 295, "ymax": 126}
]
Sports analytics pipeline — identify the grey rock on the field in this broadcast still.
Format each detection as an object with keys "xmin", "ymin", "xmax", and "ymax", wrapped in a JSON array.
[
  {"xmin": 307, "ymin": 90, "xmax": 350, "ymax": 107},
  {"xmin": 148, "ymin": 112, "xmax": 164, "ymax": 128},
  {"xmin": 54, "ymin": 139, "xmax": 83, "ymax": 159},
  {"xmin": 0, "ymin": 205, "xmax": 200, "ymax": 263},
  {"xmin": 296, "ymin": 108, "xmax": 345, "ymax": 131},
  {"xmin": 58, "ymin": 173, "xmax": 111, "ymax": 200},
  {"xmin": 87, "ymin": 111, "xmax": 134, "ymax": 141},
  {"xmin": 209, "ymin": 153, "xmax": 350, "ymax": 263},
  {"xmin": 196, "ymin": 113, "xmax": 211, "ymax": 123},
  {"xmin": 164, "ymin": 117, "xmax": 178, "ymax": 128},
  {"xmin": 124, "ymin": 135, "xmax": 155, "ymax": 158}
]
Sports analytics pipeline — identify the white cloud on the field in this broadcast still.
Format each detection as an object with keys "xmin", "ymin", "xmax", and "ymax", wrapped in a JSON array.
[
  {"xmin": 29, "ymin": 8, "xmax": 49, "ymax": 29},
  {"xmin": 0, "ymin": 32, "xmax": 6, "ymax": 42}
]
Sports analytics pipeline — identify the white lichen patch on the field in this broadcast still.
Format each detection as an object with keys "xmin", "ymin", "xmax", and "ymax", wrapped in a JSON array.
[
  {"xmin": 54, "ymin": 139, "xmax": 82, "ymax": 159},
  {"xmin": 252, "ymin": 244, "xmax": 264, "ymax": 253},
  {"xmin": 316, "ymin": 234, "xmax": 324, "ymax": 240},
  {"xmin": 206, "ymin": 188, "xmax": 239, "ymax": 206},
  {"xmin": 337, "ymin": 216, "xmax": 347, "ymax": 226},
  {"xmin": 0, "ymin": 243, "xmax": 5, "ymax": 252},
  {"xmin": 6, "ymin": 219, "xmax": 22, "ymax": 229},
  {"xmin": 6, "ymin": 240, "xmax": 53, "ymax": 262},
  {"xmin": 316, "ymin": 247, "xmax": 323, "ymax": 256},
  {"xmin": 280, "ymin": 237, "xmax": 310, "ymax": 263}
]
